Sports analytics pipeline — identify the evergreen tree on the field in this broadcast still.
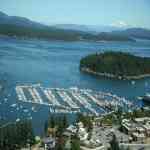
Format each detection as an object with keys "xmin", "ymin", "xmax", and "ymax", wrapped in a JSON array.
[
  {"xmin": 62, "ymin": 115, "xmax": 68, "ymax": 129},
  {"xmin": 71, "ymin": 134, "xmax": 80, "ymax": 150},
  {"xmin": 109, "ymin": 134, "xmax": 120, "ymax": 150},
  {"xmin": 0, "ymin": 120, "xmax": 35, "ymax": 149},
  {"xmin": 44, "ymin": 120, "xmax": 48, "ymax": 135},
  {"xmin": 49, "ymin": 115, "xmax": 55, "ymax": 128}
]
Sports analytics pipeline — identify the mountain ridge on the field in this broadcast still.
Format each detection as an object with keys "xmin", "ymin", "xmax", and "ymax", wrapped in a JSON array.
[
  {"xmin": 111, "ymin": 28, "xmax": 150, "ymax": 40},
  {"xmin": 0, "ymin": 11, "xmax": 49, "ymax": 29},
  {"xmin": 53, "ymin": 24, "xmax": 127, "ymax": 33},
  {"xmin": 0, "ymin": 11, "xmax": 148, "ymax": 41}
]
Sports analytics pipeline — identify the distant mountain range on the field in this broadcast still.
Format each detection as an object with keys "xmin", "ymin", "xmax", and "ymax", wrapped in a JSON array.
[
  {"xmin": 0, "ymin": 11, "xmax": 149, "ymax": 41},
  {"xmin": 54, "ymin": 24, "xmax": 150, "ymax": 40},
  {"xmin": 53, "ymin": 24, "xmax": 126, "ymax": 33},
  {"xmin": 111, "ymin": 28, "xmax": 150, "ymax": 40}
]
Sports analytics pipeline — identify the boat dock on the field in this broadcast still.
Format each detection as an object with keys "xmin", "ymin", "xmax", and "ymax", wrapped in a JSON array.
[
  {"xmin": 57, "ymin": 91, "xmax": 79, "ymax": 109},
  {"xmin": 15, "ymin": 84, "xmax": 133, "ymax": 116},
  {"xmin": 44, "ymin": 89, "xmax": 61, "ymax": 106}
]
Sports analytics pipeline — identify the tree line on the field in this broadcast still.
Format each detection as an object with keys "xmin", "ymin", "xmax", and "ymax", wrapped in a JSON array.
[
  {"xmin": 0, "ymin": 24, "xmax": 133, "ymax": 42},
  {"xmin": 0, "ymin": 120, "xmax": 35, "ymax": 150}
]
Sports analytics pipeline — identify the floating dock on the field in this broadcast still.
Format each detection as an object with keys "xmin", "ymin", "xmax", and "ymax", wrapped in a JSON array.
[{"xmin": 15, "ymin": 84, "xmax": 133, "ymax": 116}]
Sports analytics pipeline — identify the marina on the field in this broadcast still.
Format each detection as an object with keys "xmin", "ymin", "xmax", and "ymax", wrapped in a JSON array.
[{"xmin": 15, "ymin": 84, "xmax": 135, "ymax": 116}]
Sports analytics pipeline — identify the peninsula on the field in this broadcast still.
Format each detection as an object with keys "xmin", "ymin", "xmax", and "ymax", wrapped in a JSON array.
[{"xmin": 80, "ymin": 52, "xmax": 150, "ymax": 80}]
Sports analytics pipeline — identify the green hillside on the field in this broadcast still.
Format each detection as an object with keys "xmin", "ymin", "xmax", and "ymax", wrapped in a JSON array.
[
  {"xmin": 80, "ymin": 52, "xmax": 150, "ymax": 79},
  {"xmin": 0, "ymin": 24, "xmax": 134, "ymax": 42}
]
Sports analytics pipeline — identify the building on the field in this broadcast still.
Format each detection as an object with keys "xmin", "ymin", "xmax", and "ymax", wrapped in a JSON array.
[
  {"xmin": 77, "ymin": 122, "xmax": 89, "ymax": 141},
  {"xmin": 132, "ymin": 132, "xmax": 145, "ymax": 142},
  {"xmin": 66, "ymin": 125, "xmax": 77, "ymax": 134},
  {"xmin": 121, "ymin": 117, "xmax": 150, "ymax": 142},
  {"xmin": 121, "ymin": 119, "xmax": 136, "ymax": 135},
  {"xmin": 42, "ymin": 137, "xmax": 56, "ymax": 150}
]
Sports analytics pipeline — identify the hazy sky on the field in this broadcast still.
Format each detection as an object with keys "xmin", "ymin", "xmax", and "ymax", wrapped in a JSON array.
[{"xmin": 0, "ymin": 0, "xmax": 150, "ymax": 28}]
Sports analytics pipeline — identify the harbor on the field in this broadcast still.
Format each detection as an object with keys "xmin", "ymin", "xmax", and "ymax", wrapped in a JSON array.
[{"xmin": 16, "ymin": 84, "xmax": 135, "ymax": 116}]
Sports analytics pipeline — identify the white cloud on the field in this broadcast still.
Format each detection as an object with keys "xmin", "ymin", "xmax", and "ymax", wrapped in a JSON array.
[{"xmin": 111, "ymin": 21, "xmax": 128, "ymax": 27}]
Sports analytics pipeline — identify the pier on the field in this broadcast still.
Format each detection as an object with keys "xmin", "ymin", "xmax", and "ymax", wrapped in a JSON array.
[
  {"xmin": 16, "ymin": 86, "xmax": 27, "ymax": 101},
  {"xmin": 57, "ymin": 91, "xmax": 79, "ymax": 109},
  {"xmin": 44, "ymin": 89, "xmax": 60, "ymax": 106},
  {"xmin": 70, "ymin": 91, "xmax": 99, "ymax": 116}
]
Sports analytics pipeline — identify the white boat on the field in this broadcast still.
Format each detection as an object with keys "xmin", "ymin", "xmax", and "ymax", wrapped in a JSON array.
[
  {"xmin": 10, "ymin": 104, "xmax": 17, "ymax": 107},
  {"xmin": 131, "ymin": 80, "xmax": 135, "ymax": 85},
  {"xmin": 16, "ymin": 118, "xmax": 20, "ymax": 122},
  {"xmin": 23, "ymin": 109, "xmax": 29, "ymax": 113}
]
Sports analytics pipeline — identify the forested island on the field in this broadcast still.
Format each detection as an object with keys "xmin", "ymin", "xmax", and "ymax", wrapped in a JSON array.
[{"xmin": 80, "ymin": 52, "xmax": 150, "ymax": 80}]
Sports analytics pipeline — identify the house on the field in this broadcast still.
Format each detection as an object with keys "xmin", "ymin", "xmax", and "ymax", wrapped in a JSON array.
[
  {"xmin": 47, "ymin": 127, "xmax": 57, "ymax": 136},
  {"xmin": 122, "ymin": 117, "xmax": 150, "ymax": 142},
  {"xmin": 134, "ymin": 117, "xmax": 150, "ymax": 124},
  {"xmin": 136, "ymin": 126, "xmax": 145, "ymax": 134},
  {"xmin": 78, "ymin": 127, "xmax": 88, "ymax": 141},
  {"xmin": 66, "ymin": 125, "xmax": 77, "ymax": 134},
  {"xmin": 63, "ymin": 124, "xmax": 77, "ymax": 138},
  {"xmin": 132, "ymin": 132, "xmax": 145, "ymax": 142},
  {"xmin": 143, "ymin": 124, "xmax": 150, "ymax": 136},
  {"xmin": 77, "ymin": 122, "xmax": 89, "ymax": 141},
  {"xmin": 121, "ymin": 120, "xmax": 136, "ymax": 135},
  {"xmin": 42, "ymin": 137, "xmax": 56, "ymax": 150}
]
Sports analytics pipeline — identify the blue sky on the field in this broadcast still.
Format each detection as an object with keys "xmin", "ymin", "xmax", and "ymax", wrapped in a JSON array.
[{"xmin": 0, "ymin": 0, "xmax": 150, "ymax": 28}]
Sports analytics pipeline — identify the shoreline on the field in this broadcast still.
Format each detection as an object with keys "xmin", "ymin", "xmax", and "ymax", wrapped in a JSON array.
[
  {"xmin": 80, "ymin": 67, "xmax": 150, "ymax": 80},
  {"xmin": 0, "ymin": 34, "xmax": 135, "ymax": 43}
]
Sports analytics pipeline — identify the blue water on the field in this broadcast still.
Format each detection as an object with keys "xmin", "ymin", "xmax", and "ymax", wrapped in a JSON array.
[{"xmin": 0, "ymin": 37, "xmax": 150, "ymax": 135}]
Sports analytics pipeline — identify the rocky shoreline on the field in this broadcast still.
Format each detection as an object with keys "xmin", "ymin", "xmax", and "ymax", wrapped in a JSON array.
[{"xmin": 81, "ymin": 67, "xmax": 150, "ymax": 80}]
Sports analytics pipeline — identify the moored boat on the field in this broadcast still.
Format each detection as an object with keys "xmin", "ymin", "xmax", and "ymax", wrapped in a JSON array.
[{"xmin": 142, "ymin": 93, "xmax": 150, "ymax": 104}]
